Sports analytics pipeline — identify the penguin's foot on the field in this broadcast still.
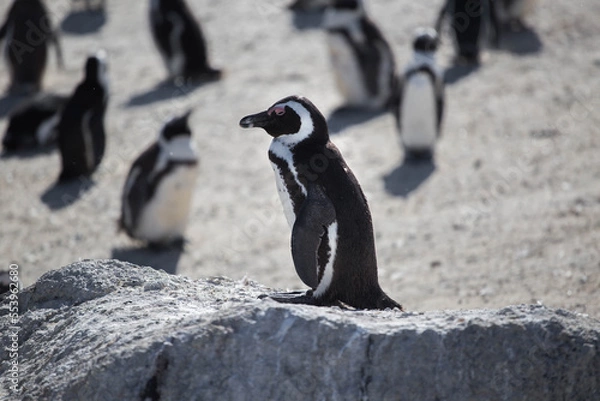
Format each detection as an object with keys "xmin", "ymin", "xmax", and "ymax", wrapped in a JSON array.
[{"xmin": 259, "ymin": 290, "xmax": 317, "ymax": 305}]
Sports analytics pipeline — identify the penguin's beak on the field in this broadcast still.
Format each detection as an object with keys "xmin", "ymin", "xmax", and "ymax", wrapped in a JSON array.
[{"xmin": 239, "ymin": 111, "xmax": 270, "ymax": 129}]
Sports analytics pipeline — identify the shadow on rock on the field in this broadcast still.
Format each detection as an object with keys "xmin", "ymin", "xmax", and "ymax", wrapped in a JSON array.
[
  {"xmin": 327, "ymin": 107, "xmax": 387, "ymax": 134},
  {"xmin": 111, "ymin": 246, "xmax": 183, "ymax": 275},
  {"xmin": 499, "ymin": 25, "xmax": 543, "ymax": 55},
  {"xmin": 40, "ymin": 178, "xmax": 95, "ymax": 210},
  {"xmin": 384, "ymin": 157, "xmax": 436, "ymax": 197},
  {"xmin": 125, "ymin": 79, "xmax": 209, "ymax": 108},
  {"xmin": 61, "ymin": 10, "xmax": 106, "ymax": 35}
]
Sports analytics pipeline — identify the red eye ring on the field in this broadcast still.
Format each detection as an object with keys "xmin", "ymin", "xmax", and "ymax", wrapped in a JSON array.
[{"xmin": 268, "ymin": 106, "xmax": 286, "ymax": 116}]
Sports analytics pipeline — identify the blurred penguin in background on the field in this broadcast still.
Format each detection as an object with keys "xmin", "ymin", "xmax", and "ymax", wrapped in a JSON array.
[
  {"xmin": 324, "ymin": 0, "xmax": 398, "ymax": 110},
  {"xmin": 2, "ymin": 93, "xmax": 68, "ymax": 153},
  {"xmin": 395, "ymin": 28, "xmax": 445, "ymax": 161},
  {"xmin": 0, "ymin": 0, "xmax": 64, "ymax": 95},
  {"xmin": 436, "ymin": 0, "xmax": 500, "ymax": 65},
  {"xmin": 119, "ymin": 111, "xmax": 199, "ymax": 249},
  {"xmin": 57, "ymin": 51, "xmax": 109, "ymax": 182},
  {"xmin": 71, "ymin": 0, "xmax": 106, "ymax": 12},
  {"xmin": 149, "ymin": 0, "xmax": 221, "ymax": 84}
]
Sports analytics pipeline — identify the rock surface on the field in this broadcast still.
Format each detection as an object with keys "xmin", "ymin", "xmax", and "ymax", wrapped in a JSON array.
[{"xmin": 1, "ymin": 260, "xmax": 599, "ymax": 401}]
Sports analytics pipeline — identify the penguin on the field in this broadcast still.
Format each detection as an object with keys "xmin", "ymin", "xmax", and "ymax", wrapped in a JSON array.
[
  {"xmin": 0, "ymin": 0, "xmax": 64, "ymax": 95},
  {"xmin": 57, "ymin": 51, "xmax": 109, "ymax": 182},
  {"xmin": 2, "ymin": 93, "xmax": 68, "ymax": 152},
  {"xmin": 324, "ymin": 0, "xmax": 397, "ymax": 110},
  {"xmin": 435, "ymin": 0, "xmax": 500, "ymax": 64},
  {"xmin": 395, "ymin": 28, "xmax": 445, "ymax": 160},
  {"xmin": 119, "ymin": 110, "xmax": 199, "ymax": 248},
  {"xmin": 493, "ymin": 0, "xmax": 537, "ymax": 30},
  {"xmin": 149, "ymin": 0, "xmax": 221, "ymax": 83},
  {"xmin": 239, "ymin": 95, "xmax": 402, "ymax": 310}
]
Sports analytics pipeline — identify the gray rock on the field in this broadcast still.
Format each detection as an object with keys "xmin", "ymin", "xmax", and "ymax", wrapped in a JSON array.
[{"xmin": 1, "ymin": 259, "xmax": 599, "ymax": 401}]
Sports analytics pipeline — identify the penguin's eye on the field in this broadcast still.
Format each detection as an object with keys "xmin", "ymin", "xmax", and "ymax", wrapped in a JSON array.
[{"xmin": 268, "ymin": 106, "xmax": 286, "ymax": 116}]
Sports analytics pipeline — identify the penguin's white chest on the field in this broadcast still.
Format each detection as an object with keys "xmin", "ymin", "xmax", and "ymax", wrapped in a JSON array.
[
  {"xmin": 400, "ymin": 72, "xmax": 438, "ymax": 151},
  {"xmin": 135, "ymin": 164, "xmax": 198, "ymax": 242},
  {"xmin": 271, "ymin": 162, "xmax": 298, "ymax": 228},
  {"xmin": 327, "ymin": 33, "xmax": 369, "ymax": 107}
]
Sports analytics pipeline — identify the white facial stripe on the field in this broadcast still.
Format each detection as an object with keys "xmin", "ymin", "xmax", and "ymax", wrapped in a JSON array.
[
  {"xmin": 273, "ymin": 100, "xmax": 314, "ymax": 147},
  {"xmin": 314, "ymin": 221, "xmax": 338, "ymax": 298},
  {"xmin": 158, "ymin": 135, "xmax": 198, "ymax": 162}
]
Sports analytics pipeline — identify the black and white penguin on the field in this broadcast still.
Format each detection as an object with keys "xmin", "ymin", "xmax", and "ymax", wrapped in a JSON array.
[
  {"xmin": 324, "ymin": 0, "xmax": 397, "ymax": 110},
  {"xmin": 0, "ymin": 0, "xmax": 63, "ymax": 95},
  {"xmin": 436, "ymin": 0, "xmax": 500, "ymax": 64},
  {"xmin": 395, "ymin": 28, "xmax": 445, "ymax": 160},
  {"xmin": 149, "ymin": 0, "xmax": 221, "ymax": 83},
  {"xmin": 239, "ymin": 95, "xmax": 402, "ymax": 310},
  {"xmin": 119, "ymin": 111, "xmax": 199, "ymax": 247},
  {"xmin": 2, "ymin": 93, "xmax": 68, "ymax": 152},
  {"xmin": 57, "ymin": 51, "xmax": 109, "ymax": 182},
  {"xmin": 493, "ymin": 0, "xmax": 537, "ymax": 30}
]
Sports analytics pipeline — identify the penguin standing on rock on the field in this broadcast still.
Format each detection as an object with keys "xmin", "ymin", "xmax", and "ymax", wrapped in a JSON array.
[
  {"xmin": 2, "ymin": 93, "xmax": 68, "ymax": 152},
  {"xmin": 57, "ymin": 51, "xmax": 109, "ymax": 182},
  {"xmin": 119, "ymin": 111, "xmax": 199, "ymax": 248},
  {"xmin": 240, "ymin": 96, "xmax": 402, "ymax": 310},
  {"xmin": 324, "ymin": 0, "xmax": 397, "ymax": 110},
  {"xmin": 395, "ymin": 28, "xmax": 445, "ymax": 160},
  {"xmin": 0, "ymin": 0, "xmax": 64, "ymax": 95},
  {"xmin": 149, "ymin": 0, "xmax": 221, "ymax": 83}
]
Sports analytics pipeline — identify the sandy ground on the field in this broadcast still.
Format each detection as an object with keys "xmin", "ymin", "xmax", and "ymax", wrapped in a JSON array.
[{"xmin": 1, "ymin": 1, "xmax": 599, "ymax": 316}]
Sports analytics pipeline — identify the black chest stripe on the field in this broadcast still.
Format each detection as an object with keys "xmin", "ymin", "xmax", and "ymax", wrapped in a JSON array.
[{"xmin": 269, "ymin": 151, "xmax": 306, "ymax": 216}]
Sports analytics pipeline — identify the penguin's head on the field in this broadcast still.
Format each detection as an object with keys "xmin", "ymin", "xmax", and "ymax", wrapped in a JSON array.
[
  {"xmin": 161, "ymin": 109, "xmax": 193, "ymax": 142},
  {"xmin": 85, "ymin": 50, "xmax": 109, "ymax": 91},
  {"xmin": 412, "ymin": 27, "xmax": 439, "ymax": 53},
  {"xmin": 324, "ymin": 0, "xmax": 365, "ymax": 28},
  {"xmin": 159, "ymin": 110, "xmax": 197, "ymax": 161},
  {"xmin": 239, "ymin": 96, "xmax": 328, "ymax": 145}
]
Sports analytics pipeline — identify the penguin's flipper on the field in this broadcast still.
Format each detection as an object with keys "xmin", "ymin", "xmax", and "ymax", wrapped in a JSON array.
[{"xmin": 291, "ymin": 183, "xmax": 336, "ymax": 289}]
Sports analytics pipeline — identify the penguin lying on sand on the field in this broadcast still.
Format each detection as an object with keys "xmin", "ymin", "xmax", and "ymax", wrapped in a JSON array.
[
  {"xmin": 119, "ymin": 111, "xmax": 199, "ymax": 248},
  {"xmin": 2, "ymin": 93, "xmax": 68, "ymax": 152},
  {"xmin": 240, "ymin": 95, "xmax": 402, "ymax": 310}
]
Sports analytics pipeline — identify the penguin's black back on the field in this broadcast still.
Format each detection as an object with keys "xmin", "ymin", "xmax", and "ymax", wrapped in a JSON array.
[
  {"xmin": 292, "ymin": 139, "xmax": 395, "ymax": 309},
  {"xmin": 0, "ymin": 0, "xmax": 54, "ymax": 92},
  {"xmin": 57, "ymin": 57, "xmax": 107, "ymax": 181}
]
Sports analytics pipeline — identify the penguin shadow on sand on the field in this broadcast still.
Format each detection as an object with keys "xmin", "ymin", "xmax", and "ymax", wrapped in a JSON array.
[
  {"xmin": 498, "ymin": 25, "xmax": 543, "ymax": 55},
  {"xmin": 443, "ymin": 63, "xmax": 481, "ymax": 85},
  {"xmin": 125, "ymin": 79, "xmax": 212, "ymax": 108},
  {"xmin": 111, "ymin": 246, "xmax": 183, "ymax": 275},
  {"xmin": 327, "ymin": 107, "xmax": 387, "ymax": 134},
  {"xmin": 61, "ymin": 9, "xmax": 106, "ymax": 35},
  {"xmin": 40, "ymin": 177, "xmax": 95, "ymax": 211},
  {"xmin": 384, "ymin": 157, "xmax": 436, "ymax": 197}
]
